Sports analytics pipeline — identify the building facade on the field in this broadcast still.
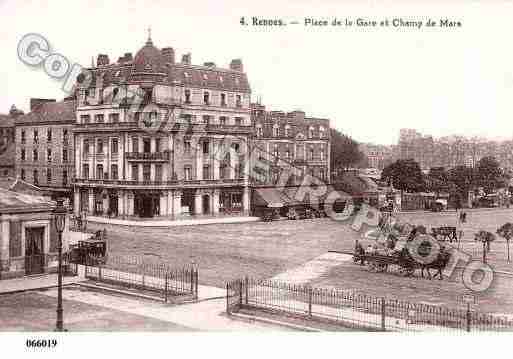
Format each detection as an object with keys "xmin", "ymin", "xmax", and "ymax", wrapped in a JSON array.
[
  {"xmin": 72, "ymin": 35, "xmax": 252, "ymax": 218},
  {"xmin": 250, "ymin": 103, "xmax": 330, "ymax": 186},
  {"xmin": 0, "ymin": 106, "xmax": 23, "ymax": 178},
  {"xmin": 14, "ymin": 99, "xmax": 75, "ymax": 200}
]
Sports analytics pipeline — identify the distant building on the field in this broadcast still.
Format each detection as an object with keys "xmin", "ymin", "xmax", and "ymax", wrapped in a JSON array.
[
  {"xmin": 0, "ymin": 105, "xmax": 23, "ymax": 178},
  {"xmin": 14, "ymin": 99, "xmax": 75, "ymax": 201}
]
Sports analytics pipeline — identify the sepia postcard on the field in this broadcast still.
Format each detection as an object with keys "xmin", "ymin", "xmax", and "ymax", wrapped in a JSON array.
[{"xmin": 1, "ymin": 0, "xmax": 512, "ymax": 357}]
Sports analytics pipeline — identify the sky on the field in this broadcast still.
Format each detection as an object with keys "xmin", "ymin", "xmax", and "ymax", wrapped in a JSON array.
[{"xmin": 1, "ymin": 0, "xmax": 513, "ymax": 145}]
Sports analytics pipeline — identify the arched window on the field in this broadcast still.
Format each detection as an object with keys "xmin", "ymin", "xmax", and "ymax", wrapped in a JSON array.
[
  {"xmin": 319, "ymin": 126, "xmax": 325, "ymax": 138},
  {"xmin": 203, "ymin": 91, "xmax": 210, "ymax": 105},
  {"xmin": 184, "ymin": 89, "xmax": 191, "ymax": 103},
  {"xmin": 256, "ymin": 124, "xmax": 263, "ymax": 137},
  {"xmin": 308, "ymin": 126, "xmax": 314, "ymax": 139},
  {"xmin": 285, "ymin": 125, "xmax": 291, "ymax": 137}
]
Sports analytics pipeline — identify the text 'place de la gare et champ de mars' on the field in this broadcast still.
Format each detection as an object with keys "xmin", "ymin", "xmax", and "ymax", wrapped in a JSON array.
[{"xmin": 245, "ymin": 17, "xmax": 462, "ymax": 29}]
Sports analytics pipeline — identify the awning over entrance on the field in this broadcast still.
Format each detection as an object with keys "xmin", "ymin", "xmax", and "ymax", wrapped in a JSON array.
[{"xmin": 253, "ymin": 188, "xmax": 285, "ymax": 208}]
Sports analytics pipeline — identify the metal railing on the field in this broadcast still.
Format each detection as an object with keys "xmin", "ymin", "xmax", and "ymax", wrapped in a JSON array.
[
  {"xmin": 85, "ymin": 254, "xmax": 198, "ymax": 301},
  {"xmin": 226, "ymin": 277, "xmax": 513, "ymax": 332},
  {"xmin": 126, "ymin": 151, "xmax": 170, "ymax": 161}
]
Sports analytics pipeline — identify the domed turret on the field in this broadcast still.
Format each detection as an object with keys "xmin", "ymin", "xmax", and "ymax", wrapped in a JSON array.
[{"xmin": 133, "ymin": 30, "xmax": 163, "ymax": 73}]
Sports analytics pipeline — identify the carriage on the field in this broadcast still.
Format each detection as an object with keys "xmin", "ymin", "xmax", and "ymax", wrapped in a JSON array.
[{"xmin": 69, "ymin": 230, "xmax": 107, "ymax": 265}]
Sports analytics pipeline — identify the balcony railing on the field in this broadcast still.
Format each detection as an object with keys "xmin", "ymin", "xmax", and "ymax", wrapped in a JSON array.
[
  {"xmin": 126, "ymin": 151, "xmax": 170, "ymax": 161},
  {"xmin": 73, "ymin": 177, "xmax": 245, "ymax": 187}
]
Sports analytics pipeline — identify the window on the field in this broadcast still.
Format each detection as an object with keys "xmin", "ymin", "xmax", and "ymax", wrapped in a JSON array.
[
  {"xmin": 46, "ymin": 169, "xmax": 52, "ymax": 183},
  {"xmin": 184, "ymin": 89, "xmax": 191, "ymax": 103},
  {"xmin": 273, "ymin": 144, "xmax": 279, "ymax": 158},
  {"xmin": 320, "ymin": 149, "xmax": 325, "ymax": 161},
  {"xmin": 184, "ymin": 166, "xmax": 192, "ymax": 181},
  {"xmin": 219, "ymin": 116, "xmax": 227, "ymax": 125},
  {"xmin": 319, "ymin": 126, "xmax": 325, "ymax": 138},
  {"xmin": 231, "ymin": 143, "xmax": 240, "ymax": 153},
  {"xmin": 111, "ymin": 164, "xmax": 118, "ymax": 180},
  {"xmin": 62, "ymin": 149, "xmax": 68, "ymax": 162},
  {"xmin": 220, "ymin": 93, "xmax": 226, "ymax": 106},
  {"xmin": 203, "ymin": 92, "xmax": 210, "ymax": 105},
  {"xmin": 33, "ymin": 170, "xmax": 38, "ymax": 185},
  {"xmin": 308, "ymin": 126, "xmax": 314, "ymax": 139},
  {"xmin": 33, "ymin": 130, "xmax": 38, "ymax": 144},
  {"xmin": 236, "ymin": 94, "xmax": 242, "ymax": 107},
  {"xmin": 202, "ymin": 115, "xmax": 211, "ymax": 124},
  {"xmin": 155, "ymin": 164, "xmax": 162, "ymax": 182},
  {"xmin": 220, "ymin": 164, "xmax": 228, "ymax": 179},
  {"xmin": 33, "ymin": 149, "xmax": 38, "ymax": 161},
  {"xmin": 96, "ymin": 164, "xmax": 103, "ymax": 179},
  {"xmin": 21, "ymin": 149, "xmax": 26, "ymax": 161},
  {"xmin": 256, "ymin": 125, "xmax": 263, "ymax": 138},
  {"xmin": 83, "ymin": 164, "xmax": 89, "ymax": 179},
  {"xmin": 47, "ymin": 129, "xmax": 52, "ymax": 142},
  {"xmin": 21, "ymin": 169, "xmax": 25, "ymax": 180},
  {"xmin": 134, "ymin": 112, "xmax": 142, "ymax": 122},
  {"xmin": 80, "ymin": 115, "xmax": 91, "ymax": 124},
  {"xmin": 111, "ymin": 138, "xmax": 118, "ymax": 154},
  {"xmin": 155, "ymin": 138, "xmax": 161, "ymax": 152},
  {"xmin": 184, "ymin": 140, "xmax": 191, "ymax": 154},
  {"xmin": 21, "ymin": 130, "xmax": 26, "ymax": 144},
  {"xmin": 203, "ymin": 141, "xmax": 209, "ymax": 154},
  {"xmin": 109, "ymin": 113, "xmax": 119, "ymax": 123},
  {"xmin": 143, "ymin": 138, "xmax": 151, "ymax": 153},
  {"xmin": 132, "ymin": 137, "xmax": 139, "ymax": 152},
  {"xmin": 235, "ymin": 117, "xmax": 242, "ymax": 126},
  {"xmin": 285, "ymin": 125, "xmax": 291, "ymax": 137},
  {"xmin": 95, "ymin": 114, "xmax": 104, "ymax": 123},
  {"xmin": 234, "ymin": 164, "xmax": 241, "ymax": 179},
  {"xmin": 273, "ymin": 124, "xmax": 279, "ymax": 137},
  {"xmin": 143, "ymin": 164, "xmax": 151, "ymax": 181},
  {"xmin": 97, "ymin": 139, "xmax": 103, "ymax": 154},
  {"xmin": 286, "ymin": 148, "xmax": 291, "ymax": 159},
  {"xmin": 63, "ymin": 129, "xmax": 69, "ymax": 145},
  {"xmin": 62, "ymin": 170, "xmax": 68, "ymax": 185},
  {"xmin": 131, "ymin": 164, "xmax": 138, "ymax": 181},
  {"xmin": 46, "ymin": 149, "xmax": 52, "ymax": 162},
  {"xmin": 84, "ymin": 139, "xmax": 90, "ymax": 155},
  {"xmin": 309, "ymin": 148, "xmax": 314, "ymax": 161},
  {"xmin": 203, "ymin": 165, "xmax": 210, "ymax": 180}
]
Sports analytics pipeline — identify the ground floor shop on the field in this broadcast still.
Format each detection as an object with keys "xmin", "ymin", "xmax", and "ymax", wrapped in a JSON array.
[{"xmin": 74, "ymin": 186, "xmax": 251, "ymax": 219}]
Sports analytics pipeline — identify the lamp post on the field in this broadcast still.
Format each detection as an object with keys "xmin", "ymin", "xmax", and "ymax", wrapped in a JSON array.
[{"xmin": 53, "ymin": 199, "xmax": 66, "ymax": 332}]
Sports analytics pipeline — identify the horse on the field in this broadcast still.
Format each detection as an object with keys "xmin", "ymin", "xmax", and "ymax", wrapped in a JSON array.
[{"xmin": 420, "ymin": 248, "xmax": 451, "ymax": 280}]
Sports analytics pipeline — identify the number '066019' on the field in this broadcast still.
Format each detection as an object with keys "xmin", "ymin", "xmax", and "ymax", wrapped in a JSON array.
[{"xmin": 26, "ymin": 339, "xmax": 57, "ymax": 348}]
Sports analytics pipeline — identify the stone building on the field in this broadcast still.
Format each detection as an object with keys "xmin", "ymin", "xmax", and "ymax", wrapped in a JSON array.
[
  {"xmin": 0, "ymin": 189, "xmax": 69, "ymax": 279},
  {"xmin": 14, "ymin": 99, "xmax": 76, "ymax": 200},
  {"xmin": 250, "ymin": 103, "xmax": 330, "ymax": 186},
  {"xmin": 72, "ymin": 35, "xmax": 252, "ymax": 218},
  {"xmin": 0, "ymin": 105, "xmax": 23, "ymax": 178}
]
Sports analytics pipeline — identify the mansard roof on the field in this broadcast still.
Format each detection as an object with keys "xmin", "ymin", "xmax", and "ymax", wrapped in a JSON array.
[{"xmin": 15, "ymin": 100, "xmax": 76, "ymax": 126}]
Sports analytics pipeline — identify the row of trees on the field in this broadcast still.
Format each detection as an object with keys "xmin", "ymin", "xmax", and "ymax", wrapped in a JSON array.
[{"xmin": 381, "ymin": 156, "xmax": 509, "ymax": 197}]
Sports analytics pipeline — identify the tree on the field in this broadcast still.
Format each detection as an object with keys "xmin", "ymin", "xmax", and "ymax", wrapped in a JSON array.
[
  {"xmin": 475, "ymin": 156, "xmax": 505, "ymax": 193},
  {"xmin": 474, "ymin": 230, "xmax": 496, "ymax": 263},
  {"xmin": 381, "ymin": 159, "xmax": 424, "ymax": 192},
  {"xmin": 330, "ymin": 129, "xmax": 364, "ymax": 174},
  {"xmin": 497, "ymin": 223, "xmax": 513, "ymax": 262},
  {"xmin": 448, "ymin": 165, "xmax": 474, "ymax": 201}
]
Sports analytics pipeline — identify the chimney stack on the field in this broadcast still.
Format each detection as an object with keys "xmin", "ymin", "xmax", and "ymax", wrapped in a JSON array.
[
  {"xmin": 181, "ymin": 53, "xmax": 191, "ymax": 65},
  {"xmin": 230, "ymin": 59, "xmax": 243, "ymax": 72},
  {"xmin": 161, "ymin": 47, "xmax": 175, "ymax": 64},
  {"xmin": 97, "ymin": 54, "xmax": 110, "ymax": 67},
  {"xmin": 30, "ymin": 98, "xmax": 56, "ymax": 112}
]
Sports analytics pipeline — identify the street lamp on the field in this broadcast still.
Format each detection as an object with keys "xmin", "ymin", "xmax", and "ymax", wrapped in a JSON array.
[{"xmin": 53, "ymin": 198, "xmax": 66, "ymax": 332}]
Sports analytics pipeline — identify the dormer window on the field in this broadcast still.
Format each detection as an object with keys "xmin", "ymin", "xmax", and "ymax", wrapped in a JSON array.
[
  {"xmin": 273, "ymin": 124, "xmax": 279, "ymax": 137},
  {"xmin": 319, "ymin": 126, "xmax": 325, "ymax": 138}
]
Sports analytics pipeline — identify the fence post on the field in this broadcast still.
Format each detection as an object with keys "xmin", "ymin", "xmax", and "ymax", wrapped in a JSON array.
[
  {"xmin": 308, "ymin": 287, "xmax": 313, "ymax": 317},
  {"xmin": 239, "ymin": 279, "xmax": 243, "ymax": 307},
  {"xmin": 194, "ymin": 269, "xmax": 199, "ymax": 300},
  {"xmin": 466, "ymin": 303, "xmax": 471, "ymax": 332},
  {"xmin": 190, "ymin": 269, "xmax": 194, "ymax": 295},
  {"xmin": 381, "ymin": 297, "xmax": 386, "ymax": 331},
  {"xmin": 164, "ymin": 272, "xmax": 169, "ymax": 303},
  {"xmin": 98, "ymin": 259, "xmax": 102, "ymax": 281},
  {"xmin": 245, "ymin": 276, "xmax": 249, "ymax": 305},
  {"xmin": 226, "ymin": 283, "xmax": 231, "ymax": 315}
]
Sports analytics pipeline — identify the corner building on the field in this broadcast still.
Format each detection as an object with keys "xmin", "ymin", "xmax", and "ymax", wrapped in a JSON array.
[{"xmin": 73, "ymin": 35, "xmax": 252, "ymax": 218}]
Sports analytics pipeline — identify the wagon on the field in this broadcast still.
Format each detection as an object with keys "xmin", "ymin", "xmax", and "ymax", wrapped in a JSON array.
[{"xmin": 69, "ymin": 230, "xmax": 107, "ymax": 265}]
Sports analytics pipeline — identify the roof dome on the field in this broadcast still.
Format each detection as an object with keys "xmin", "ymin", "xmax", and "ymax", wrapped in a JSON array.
[{"xmin": 133, "ymin": 34, "xmax": 163, "ymax": 73}]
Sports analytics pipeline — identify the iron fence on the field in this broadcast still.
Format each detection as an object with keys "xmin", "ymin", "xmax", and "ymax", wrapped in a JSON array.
[
  {"xmin": 227, "ymin": 277, "xmax": 513, "ymax": 332},
  {"xmin": 85, "ymin": 254, "xmax": 198, "ymax": 301}
]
